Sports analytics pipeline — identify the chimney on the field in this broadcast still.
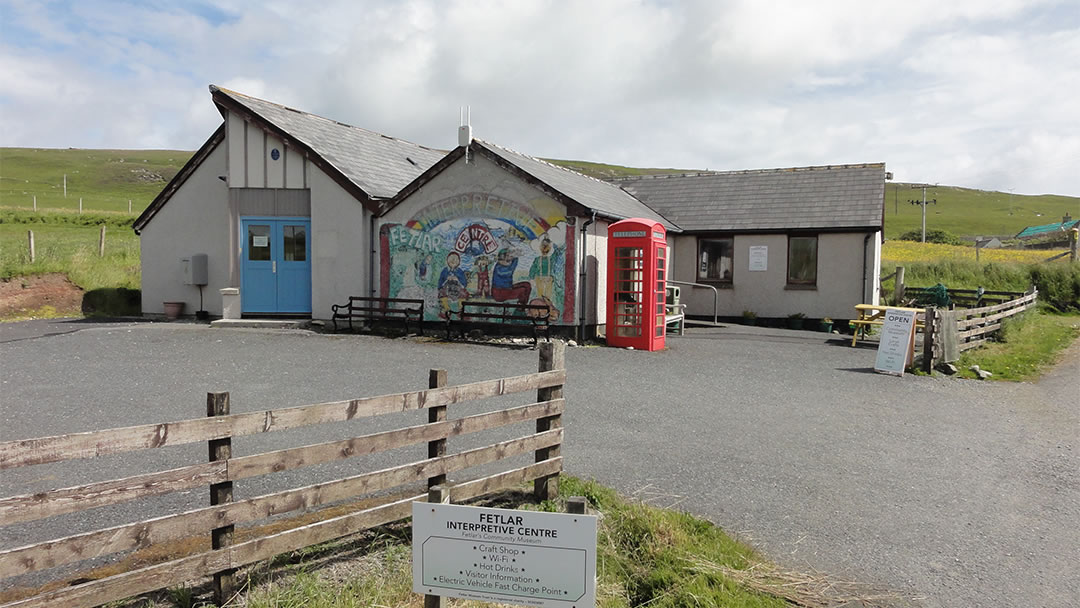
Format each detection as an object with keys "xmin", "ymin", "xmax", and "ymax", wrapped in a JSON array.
[
  {"xmin": 458, "ymin": 106, "xmax": 472, "ymax": 148},
  {"xmin": 1064, "ymin": 213, "xmax": 1072, "ymax": 224}
]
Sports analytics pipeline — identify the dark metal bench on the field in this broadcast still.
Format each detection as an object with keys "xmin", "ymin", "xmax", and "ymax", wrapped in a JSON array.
[
  {"xmin": 331, "ymin": 297, "xmax": 424, "ymax": 335},
  {"xmin": 446, "ymin": 300, "xmax": 553, "ymax": 346}
]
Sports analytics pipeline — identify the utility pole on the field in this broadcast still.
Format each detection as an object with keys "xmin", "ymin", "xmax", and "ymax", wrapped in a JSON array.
[{"xmin": 908, "ymin": 184, "xmax": 937, "ymax": 242}]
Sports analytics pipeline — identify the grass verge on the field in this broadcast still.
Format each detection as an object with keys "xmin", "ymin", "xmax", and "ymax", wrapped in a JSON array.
[
  {"xmin": 129, "ymin": 476, "xmax": 896, "ymax": 608},
  {"xmin": 1, "ymin": 222, "xmax": 140, "ymax": 291},
  {"xmin": 955, "ymin": 310, "xmax": 1080, "ymax": 381},
  {"xmin": 1, "ymin": 216, "xmax": 141, "ymax": 317}
]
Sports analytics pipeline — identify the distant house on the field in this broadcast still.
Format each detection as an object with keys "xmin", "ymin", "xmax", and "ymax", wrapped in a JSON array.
[
  {"xmin": 136, "ymin": 86, "xmax": 886, "ymax": 335},
  {"xmin": 975, "ymin": 236, "xmax": 1003, "ymax": 249},
  {"xmin": 1015, "ymin": 214, "xmax": 1079, "ymax": 241}
]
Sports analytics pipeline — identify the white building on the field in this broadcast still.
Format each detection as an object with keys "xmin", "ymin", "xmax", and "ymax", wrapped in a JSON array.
[{"xmin": 136, "ymin": 86, "xmax": 884, "ymax": 335}]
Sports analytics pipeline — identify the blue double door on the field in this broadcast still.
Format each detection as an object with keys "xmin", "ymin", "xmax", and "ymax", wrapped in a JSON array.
[{"xmin": 242, "ymin": 218, "xmax": 312, "ymax": 314}]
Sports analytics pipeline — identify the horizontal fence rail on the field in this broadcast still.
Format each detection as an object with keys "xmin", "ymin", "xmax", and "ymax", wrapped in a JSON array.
[
  {"xmin": 0, "ymin": 343, "xmax": 567, "ymax": 608},
  {"xmin": 953, "ymin": 289, "xmax": 1038, "ymax": 352},
  {"xmin": 922, "ymin": 289, "xmax": 1038, "ymax": 370},
  {"xmin": 0, "ymin": 369, "xmax": 565, "ymax": 469}
]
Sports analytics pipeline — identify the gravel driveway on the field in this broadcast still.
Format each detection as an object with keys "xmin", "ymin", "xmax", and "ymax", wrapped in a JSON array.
[{"xmin": 1, "ymin": 319, "xmax": 1076, "ymax": 607}]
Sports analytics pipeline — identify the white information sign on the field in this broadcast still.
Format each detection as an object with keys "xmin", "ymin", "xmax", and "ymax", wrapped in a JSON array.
[
  {"xmin": 412, "ymin": 502, "xmax": 597, "ymax": 608},
  {"xmin": 252, "ymin": 235, "xmax": 269, "ymax": 248},
  {"xmin": 748, "ymin": 246, "xmax": 768, "ymax": 271},
  {"xmin": 874, "ymin": 308, "xmax": 918, "ymax": 376}
]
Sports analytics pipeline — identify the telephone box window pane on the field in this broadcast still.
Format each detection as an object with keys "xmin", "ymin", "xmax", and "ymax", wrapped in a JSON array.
[
  {"xmin": 248, "ymin": 225, "xmax": 271, "ymax": 261},
  {"xmin": 616, "ymin": 326, "xmax": 642, "ymax": 337},
  {"xmin": 698, "ymin": 238, "xmax": 733, "ymax": 283},
  {"xmin": 658, "ymin": 247, "xmax": 666, "ymax": 259},
  {"xmin": 656, "ymin": 325, "xmax": 663, "ymax": 337},
  {"xmin": 283, "ymin": 225, "xmax": 307, "ymax": 261},
  {"xmin": 615, "ymin": 247, "xmax": 641, "ymax": 259}
]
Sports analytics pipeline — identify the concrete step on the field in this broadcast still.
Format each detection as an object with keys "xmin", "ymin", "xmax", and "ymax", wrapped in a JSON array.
[{"xmin": 210, "ymin": 319, "xmax": 306, "ymax": 330}]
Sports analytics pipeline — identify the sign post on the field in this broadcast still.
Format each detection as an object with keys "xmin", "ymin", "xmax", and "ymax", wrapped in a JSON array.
[
  {"xmin": 874, "ymin": 308, "xmax": 918, "ymax": 376},
  {"xmin": 413, "ymin": 502, "xmax": 597, "ymax": 607}
]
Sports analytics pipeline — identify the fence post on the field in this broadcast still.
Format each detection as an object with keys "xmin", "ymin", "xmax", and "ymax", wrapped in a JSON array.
[
  {"xmin": 567, "ymin": 496, "xmax": 587, "ymax": 515},
  {"xmin": 534, "ymin": 341, "xmax": 564, "ymax": 502},
  {"xmin": 128, "ymin": 199, "xmax": 132, "ymax": 214},
  {"xmin": 98, "ymin": 225, "xmax": 106, "ymax": 257},
  {"xmin": 27, "ymin": 230, "xmax": 35, "ymax": 263},
  {"xmin": 424, "ymin": 485, "xmax": 451, "ymax": 608},
  {"xmin": 207, "ymin": 392, "xmax": 235, "ymax": 606},
  {"xmin": 1070, "ymin": 228, "xmax": 1078, "ymax": 262},
  {"xmin": 32, "ymin": 195, "xmax": 36, "ymax": 211},
  {"xmin": 893, "ymin": 266, "xmax": 905, "ymax": 304},
  {"xmin": 921, "ymin": 307, "xmax": 936, "ymax": 373},
  {"xmin": 79, "ymin": 198, "xmax": 82, "ymax": 214},
  {"xmin": 427, "ymin": 369, "xmax": 448, "ymax": 489}
]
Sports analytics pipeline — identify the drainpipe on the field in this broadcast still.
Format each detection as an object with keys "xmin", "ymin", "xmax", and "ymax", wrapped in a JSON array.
[
  {"xmin": 862, "ymin": 233, "xmax": 871, "ymax": 304},
  {"xmin": 578, "ymin": 211, "xmax": 597, "ymax": 343},
  {"xmin": 370, "ymin": 211, "xmax": 377, "ymax": 298}
]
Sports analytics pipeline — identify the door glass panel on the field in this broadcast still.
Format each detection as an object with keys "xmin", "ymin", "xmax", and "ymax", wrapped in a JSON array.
[
  {"xmin": 283, "ymin": 225, "xmax": 307, "ymax": 261},
  {"xmin": 248, "ymin": 225, "xmax": 271, "ymax": 261}
]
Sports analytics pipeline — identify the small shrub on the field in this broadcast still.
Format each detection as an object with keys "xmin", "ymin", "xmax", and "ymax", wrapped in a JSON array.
[
  {"xmin": 897, "ymin": 229, "xmax": 964, "ymax": 245},
  {"xmin": 1028, "ymin": 263, "xmax": 1080, "ymax": 311}
]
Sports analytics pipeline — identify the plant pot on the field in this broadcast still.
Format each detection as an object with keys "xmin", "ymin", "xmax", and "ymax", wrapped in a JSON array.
[
  {"xmin": 163, "ymin": 301, "xmax": 184, "ymax": 320},
  {"xmin": 787, "ymin": 318, "xmax": 804, "ymax": 330},
  {"xmin": 820, "ymin": 321, "xmax": 833, "ymax": 332},
  {"xmin": 743, "ymin": 318, "xmax": 757, "ymax": 326}
]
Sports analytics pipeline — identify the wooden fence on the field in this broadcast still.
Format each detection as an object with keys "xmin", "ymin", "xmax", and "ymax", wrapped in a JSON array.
[
  {"xmin": 922, "ymin": 288, "xmax": 1038, "ymax": 371},
  {"xmin": 0, "ymin": 343, "xmax": 567, "ymax": 608}
]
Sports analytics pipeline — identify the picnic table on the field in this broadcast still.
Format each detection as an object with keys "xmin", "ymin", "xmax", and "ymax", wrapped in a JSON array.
[{"xmin": 849, "ymin": 304, "xmax": 924, "ymax": 347}]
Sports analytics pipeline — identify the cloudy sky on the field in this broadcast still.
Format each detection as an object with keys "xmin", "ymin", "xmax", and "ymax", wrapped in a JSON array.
[{"xmin": 1, "ymin": 0, "xmax": 1077, "ymax": 195}]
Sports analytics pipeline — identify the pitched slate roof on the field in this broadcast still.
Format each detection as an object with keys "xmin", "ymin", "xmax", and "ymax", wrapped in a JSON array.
[
  {"xmin": 1015, "ymin": 218, "xmax": 1079, "ymax": 239},
  {"xmin": 612, "ymin": 163, "xmax": 886, "ymax": 232},
  {"xmin": 211, "ymin": 85, "xmax": 445, "ymax": 200},
  {"xmin": 472, "ymin": 140, "xmax": 679, "ymax": 231}
]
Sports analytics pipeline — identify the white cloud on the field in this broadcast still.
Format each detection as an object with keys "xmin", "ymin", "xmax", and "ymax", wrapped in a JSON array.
[{"xmin": 0, "ymin": 0, "xmax": 1077, "ymax": 195}]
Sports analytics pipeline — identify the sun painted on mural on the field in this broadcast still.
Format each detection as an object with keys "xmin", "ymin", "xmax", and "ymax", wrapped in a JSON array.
[{"xmin": 382, "ymin": 193, "xmax": 572, "ymax": 323}]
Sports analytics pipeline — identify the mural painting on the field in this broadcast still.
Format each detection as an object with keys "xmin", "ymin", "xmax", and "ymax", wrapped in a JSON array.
[{"xmin": 381, "ymin": 193, "xmax": 574, "ymax": 324}]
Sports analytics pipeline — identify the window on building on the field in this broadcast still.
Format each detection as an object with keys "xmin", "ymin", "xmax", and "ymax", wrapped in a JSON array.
[
  {"xmin": 787, "ymin": 235, "xmax": 818, "ymax": 286},
  {"xmin": 698, "ymin": 238, "xmax": 733, "ymax": 283}
]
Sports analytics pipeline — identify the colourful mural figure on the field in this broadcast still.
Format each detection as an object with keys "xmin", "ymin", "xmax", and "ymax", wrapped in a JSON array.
[
  {"xmin": 474, "ymin": 255, "xmax": 491, "ymax": 298},
  {"xmin": 381, "ymin": 193, "xmax": 574, "ymax": 323},
  {"xmin": 437, "ymin": 251, "xmax": 468, "ymax": 318},
  {"xmin": 491, "ymin": 247, "xmax": 532, "ymax": 305}
]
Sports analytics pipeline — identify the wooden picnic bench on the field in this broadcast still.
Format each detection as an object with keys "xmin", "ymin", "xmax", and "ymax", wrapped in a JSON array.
[
  {"xmin": 849, "ymin": 304, "xmax": 924, "ymax": 346},
  {"xmin": 446, "ymin": 300, "xmax": 553, "ymax": 346},
  {"xmin": 331, "ymin": 296, "xmax": 425, "ymax": 334}
]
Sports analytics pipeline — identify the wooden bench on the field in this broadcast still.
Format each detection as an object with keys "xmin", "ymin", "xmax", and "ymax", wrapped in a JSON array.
[
  {"xmin": 447, "ymin": 301, "xmax": 553, "ymax": 346},
  {"xmin": 331, "ymin": 297, "xmax": 424, "ymax": 335}
]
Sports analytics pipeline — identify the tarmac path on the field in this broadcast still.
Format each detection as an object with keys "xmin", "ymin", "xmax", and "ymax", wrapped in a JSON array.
[{"xmin": 0, "ymin": 319, "xmax": 1076, "ymax": 607}]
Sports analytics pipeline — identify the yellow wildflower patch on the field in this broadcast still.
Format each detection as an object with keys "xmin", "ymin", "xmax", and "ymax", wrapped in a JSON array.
[{"xmin": 882, "ymin": 241, "xmax": 1069, "ymax": 265}]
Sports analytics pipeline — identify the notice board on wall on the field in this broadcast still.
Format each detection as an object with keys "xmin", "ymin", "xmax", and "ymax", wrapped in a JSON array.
[
  {"xmin": 748, "ymin": 246, "xmax": 768, "ymax": 271},
  {"xmin": 874, "ymin": 308, "xmax": 918, "ymax": 376}
]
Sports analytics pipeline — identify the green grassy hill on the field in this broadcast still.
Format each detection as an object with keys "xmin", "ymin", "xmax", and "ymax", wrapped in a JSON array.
[
  {"xmin": 0, "ymin": 148, "xmax": 191, "ymax": 214},
  {"xmin": 884, "ymin": 183, "xmax": 1077, "ymax": 241},
  {"xmin": 2, "ymin": 148, "xmax": 1076, "ymax": 239}
]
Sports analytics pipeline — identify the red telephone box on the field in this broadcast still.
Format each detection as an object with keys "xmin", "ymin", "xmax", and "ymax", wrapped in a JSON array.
[{"xmin": 607, "ymin": 218, "xmax": 668, "ymax": 351}]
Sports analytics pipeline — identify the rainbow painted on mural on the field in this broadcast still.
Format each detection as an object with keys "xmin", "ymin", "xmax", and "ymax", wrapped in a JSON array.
[{"xmin": 406, "ymin": 193, "xmax": 560, "ymax": 240}]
